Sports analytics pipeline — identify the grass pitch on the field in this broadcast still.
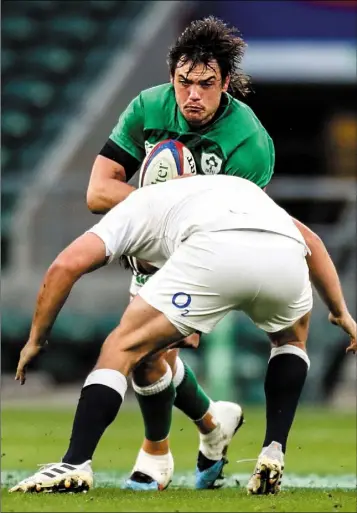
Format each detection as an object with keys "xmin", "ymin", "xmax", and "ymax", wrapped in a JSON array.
[
  {"xmin": 1, "ymin": 403, "xmax": 356, "ymax": 511},
  {"xmin": 3, "ymin": 488, "xmax": 356, "ymax": 512}
]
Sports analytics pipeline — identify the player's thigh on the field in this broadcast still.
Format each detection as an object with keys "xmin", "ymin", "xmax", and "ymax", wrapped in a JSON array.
[
  {"xmin": 97, "ymin": 295, "xmax": 184, "ymax": 374},
  {"xmin": 130, "ymin": 272, "xmax": 181, "ymax": 377}
]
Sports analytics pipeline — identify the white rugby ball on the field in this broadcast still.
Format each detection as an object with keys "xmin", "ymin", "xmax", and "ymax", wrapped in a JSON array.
[{"xmin": 139, "ymin": 139, "xmax": 196, "ymax": 187}]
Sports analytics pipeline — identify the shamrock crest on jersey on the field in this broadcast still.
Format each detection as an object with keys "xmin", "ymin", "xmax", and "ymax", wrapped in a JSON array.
[
  {"xmin": 201, "ymin": 152, "xmax": 223, "ymax": 175},
  {"xmin": 145, "ymin": 140, "xmax": 155, "ymax": 155}
]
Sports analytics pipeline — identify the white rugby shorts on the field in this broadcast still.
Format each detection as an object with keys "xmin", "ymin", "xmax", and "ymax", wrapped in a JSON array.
[{"xmin": 138, "ymin": 230, "xmax": 313, "ymax": 336}]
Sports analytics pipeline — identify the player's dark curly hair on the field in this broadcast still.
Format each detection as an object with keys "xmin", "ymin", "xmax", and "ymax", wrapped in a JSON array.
[{"xmin": 168, "ymin": 16, "xmax": 251, "ymax": 98}]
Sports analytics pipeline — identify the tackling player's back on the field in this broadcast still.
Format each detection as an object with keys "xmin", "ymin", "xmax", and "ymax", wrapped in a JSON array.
[{"xmin": 89, "ymin": 175, "xmax": 308, "ymax": 268}]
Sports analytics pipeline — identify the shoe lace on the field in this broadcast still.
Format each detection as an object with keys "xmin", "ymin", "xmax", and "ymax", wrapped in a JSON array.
[
  {"xmin": 37, "ymin": 462, "xmax": 58, "ymax": 472},
  {"xmin": 236, "ymin": 444, "xmax": 284, "ymax": 466}
]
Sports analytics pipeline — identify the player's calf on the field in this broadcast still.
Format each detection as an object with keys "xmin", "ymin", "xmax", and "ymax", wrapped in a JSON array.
[
  {"xmin": 30, "ymin": 298, "xmax": 184, "ymax": 483},
  {"xmin": 126, "ymin": 356, "xmax": 175, "ymax": 489},
  {"xmin": 96, "ymin": 295, "xmax": 183, "ymax": 375},
  {"xmin": 248, "ymin": 313, "xmax": 311, "ymax": 495}
]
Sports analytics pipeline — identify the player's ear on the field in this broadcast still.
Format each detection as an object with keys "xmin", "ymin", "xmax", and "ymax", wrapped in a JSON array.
[
  {"xmin": 222, "ymin": 75, "xmax": 230, "ymax": 92},
  {"xmin": 170, "ymin": 74, "xmax": 174, "ymax": 84}
]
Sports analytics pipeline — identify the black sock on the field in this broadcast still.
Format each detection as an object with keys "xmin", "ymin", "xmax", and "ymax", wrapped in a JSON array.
[
  {"xmin": 62, "ymin": 384, "xmax": 123, "ymax": 464},
  {"xmin": 263, "ymin": 351, "xmax": 309, "ymax": 453}
]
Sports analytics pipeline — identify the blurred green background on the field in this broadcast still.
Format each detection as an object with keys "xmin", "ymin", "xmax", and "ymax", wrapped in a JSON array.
[{"xmin": 2, "ymin": 0, "xmax": 356, "ymax": 409}]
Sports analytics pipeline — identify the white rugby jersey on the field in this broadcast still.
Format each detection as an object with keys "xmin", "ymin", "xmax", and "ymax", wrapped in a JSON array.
[{"xmin": 88, "ymin": 175, "xmax": 308, "ymax": 268}]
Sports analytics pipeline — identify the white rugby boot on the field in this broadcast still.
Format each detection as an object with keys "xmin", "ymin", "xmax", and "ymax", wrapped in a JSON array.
[
  {"xmin": 247, "ymin": 441, "xmax": 284, "ymax": 495},
  {"xmin": 9, "ymin": 460, "xmax": 93, "ymax": 493},
  {"xmin": 123, "ymin": 449, "xmax": 174, "ymax": 491},
  {"xmin": 195, "ymin": 401, "xmax": 244, "ymax": 489}
]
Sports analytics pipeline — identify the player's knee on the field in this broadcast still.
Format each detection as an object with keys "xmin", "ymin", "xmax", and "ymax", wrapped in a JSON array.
[
  {"xmin": 183, "ymin": 332, "xmax": 200, "ymax": 349},
  {"xmin": 96, "ymin": 327, "xmax": 147, "ymax": 375},
  {"xmin": 163, "ymin": 348, "xmax": 179, "ymax": 374},
  {"xmin": 269, "ymin": 311, "xmax": 311, "ymax": 350},
  {"xmin": 96, "ymin": 344, "xmax": 140, "ymax": 376},
  {"xmin": 273, "ymin": 340, "xmax": 307, "ymax": 354},
  {"xmin": 133, "ymin": 354, "xmax": 169, "ymax": 386},
  {"xmin": 133, "ymin": 348, "xmax": 180, "ymax": 384}
]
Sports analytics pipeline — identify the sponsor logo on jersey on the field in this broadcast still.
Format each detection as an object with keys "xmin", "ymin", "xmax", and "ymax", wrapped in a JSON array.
[
  {"xmin": 201, "ymin": 152, "xmax": 222, "ymax": 175},
  {"xmin": 186, "ymin": 153, "xmax": 196, "ymax": 175}
]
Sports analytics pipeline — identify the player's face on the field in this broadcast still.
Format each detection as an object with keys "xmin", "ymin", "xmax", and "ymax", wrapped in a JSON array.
[{"xmin": 171, "ymin": 59, "xmax": 229, "ymax": 126}]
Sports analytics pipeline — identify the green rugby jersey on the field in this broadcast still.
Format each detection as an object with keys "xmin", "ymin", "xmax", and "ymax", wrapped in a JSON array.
[{"xmin": 109, "ymin": 83, "xmax": 274, "ymax": 188}]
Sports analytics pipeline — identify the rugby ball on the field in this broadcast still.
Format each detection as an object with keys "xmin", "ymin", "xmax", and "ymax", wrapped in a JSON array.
[{"xmin": 139, "ymin": 140, "xmax": 196, "ymax": 187}]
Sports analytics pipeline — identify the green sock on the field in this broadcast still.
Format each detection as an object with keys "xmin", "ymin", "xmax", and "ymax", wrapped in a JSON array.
[
  {"xmin": 135, "ymin": 381, "xmax": 176, "ymax": 442},
  {"xmin": 174, "ymin": 360, "xmax": 211, "ymax": 421}
]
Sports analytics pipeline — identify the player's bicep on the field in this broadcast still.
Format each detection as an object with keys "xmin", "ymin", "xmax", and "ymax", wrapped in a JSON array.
[{"xmin": 292, "ymin": 217, "xmax": 321, "ymax": 251}]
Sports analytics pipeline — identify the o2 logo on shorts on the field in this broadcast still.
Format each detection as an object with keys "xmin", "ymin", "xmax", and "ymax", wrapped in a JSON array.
[{"xmin": 172, "ymin": 292, "xmax": 191, "ymax": 317}]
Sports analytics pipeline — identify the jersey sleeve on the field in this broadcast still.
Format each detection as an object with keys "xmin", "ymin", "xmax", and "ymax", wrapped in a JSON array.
[
  {"xmin": 86, "ymin": 191, "xmax": 147, "ymax": 263},
  {"xmin": 109, "ymin": 94, "xmax": 146, "ymax": 163},
  {"xmin": 225, "ymin": 129, "xmax": 275, "ymax": 188}
]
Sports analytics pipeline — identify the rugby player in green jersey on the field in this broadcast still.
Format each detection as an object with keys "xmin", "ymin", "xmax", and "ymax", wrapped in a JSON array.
[
  {"xmin": 84, "ymin": 17, "xmax": 321, "ymax": 493},
  {"xmin": 10, "ymin": 18, "xmax": 357, "ymax": 496}
]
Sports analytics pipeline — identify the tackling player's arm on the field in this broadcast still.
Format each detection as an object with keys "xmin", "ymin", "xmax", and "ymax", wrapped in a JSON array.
[
  {"xmin": 15, "ymin": 233, "xmax": 109, "ymax": 384},
  {"xmin": 87, "ymin": 95, "xmax": 146, "ymax": 214},
  {"xmin": 293, "ymin": 218, "xmax": 356, "ymax": 352},
  {"xmin": 16, "ymin": 195, "xmax": 149, "ymax": 384}
]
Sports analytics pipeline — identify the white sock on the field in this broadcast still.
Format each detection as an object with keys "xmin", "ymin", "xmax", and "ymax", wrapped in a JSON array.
[{"xmin": 132, "ymin": 364, "xmax": 172, "ymax": 396}]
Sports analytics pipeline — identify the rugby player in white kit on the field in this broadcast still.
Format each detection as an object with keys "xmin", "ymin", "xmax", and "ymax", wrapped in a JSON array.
[{"xmin": 12, "ymin": 175, "xmax": 356, "ymax": 495}]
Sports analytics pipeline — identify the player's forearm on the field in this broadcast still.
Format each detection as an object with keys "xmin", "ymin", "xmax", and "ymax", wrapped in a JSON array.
[
  {"xmin": 87, "ymin": 180, "xmax": 136, "ymax": 214},
  {"xmin": 87, "ymin": 155, "xmax": 137, "ymax": 213},
  {"xmin": 307, "ymin": 244, "xmax": 347, "ymax": 317},
  {"xmin": 28, "ymin": 264, "xmax": 79, "ymax": 346},
  {"xmin": 293, "ymin": 218, "xmax": 347, "ymax": 316}
]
